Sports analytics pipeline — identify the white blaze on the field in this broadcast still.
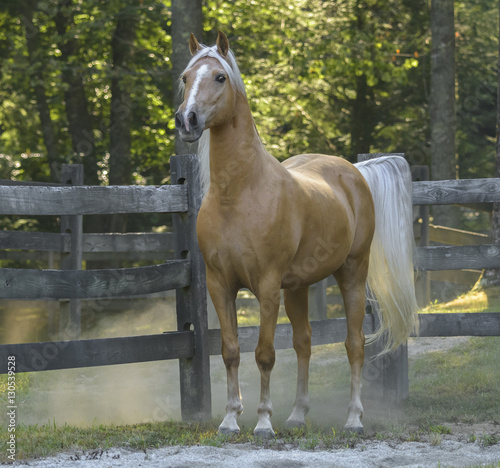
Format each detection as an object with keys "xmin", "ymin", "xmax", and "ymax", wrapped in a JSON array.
[{"xmin": 185, "ymin": 64, "xmax": 209, "ymax": 130}]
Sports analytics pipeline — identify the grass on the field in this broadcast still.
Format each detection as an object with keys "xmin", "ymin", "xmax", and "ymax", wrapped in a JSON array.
[
  {"xmin": 0, "ymin": 421, "xmax": 366, "ymax": 461},
  {"xmin": 404, "ymin": 285, "xmax": 500, "ymax": 426},
  {"xmin": 421, "ymin": 285, "xmax": 500, "ymax": 314},
  {"xmin": 462, "ymin": 465, "xmax": 500, "ymax": 468},
  {"xmin": 0, "ymin": 420, "xmax": 227, "ymax": 461},
  {"xmin": 405, "ymin": 336, "xmax": 500, "ymax": 425}
]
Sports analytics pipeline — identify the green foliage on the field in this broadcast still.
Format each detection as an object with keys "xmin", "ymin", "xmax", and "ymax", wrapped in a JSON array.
[
  {"xmin": 455, "ymin": 1, "xmax": 497, "ymax": 179},
  {"xmin": 479, "ymin": 433, "xmax": 499, "ymax": 448},
  {"xmin": 428, "ymin": 424, "xmax": 451, "ymax": 435},
  {"xmin": 0, "ymin": 0, "xmax": 497, "ymax": 194},
  {"xmin": 205, "ymin": 0, "xmax": 432, "ymax": 163},
  {"xmin": 0, "ymin": 0, "xmax": 175, "ymax": 186}
]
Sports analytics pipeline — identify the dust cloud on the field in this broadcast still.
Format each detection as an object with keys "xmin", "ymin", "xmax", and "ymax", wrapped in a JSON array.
[
  {"xmin": 4, "ymin": 295, "xmax": 394, "ymax": 431},
  {"xmin": 11, "ymin": 297, "xmax": 183, "ymax": 427}
]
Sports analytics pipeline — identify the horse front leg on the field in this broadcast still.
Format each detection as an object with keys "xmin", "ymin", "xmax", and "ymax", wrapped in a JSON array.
[
  {"xmin": 284, "ymin": 286, "xmax": 311, "ymax": 427},
  {"xmin": 254, "ymin": 282, "xmax": 281, "ymax": 438},
  {"xmin": 207, "ymin": 275, "xmax": 242, "ymax": 434}
]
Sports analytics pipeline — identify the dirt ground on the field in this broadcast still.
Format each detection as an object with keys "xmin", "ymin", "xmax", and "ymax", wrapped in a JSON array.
[
  {"xmin": 8, "ymin": 337, "xmax": 500, "ymax": 468},
  {"xmin": 9, "ymin": 424, "xmax": 500, "ymax": 468}
]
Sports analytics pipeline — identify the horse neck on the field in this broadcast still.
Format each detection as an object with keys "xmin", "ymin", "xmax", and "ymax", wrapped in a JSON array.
[{"xmin": 206, "ymin": 95, "xmax": 277, "ymax": 199}]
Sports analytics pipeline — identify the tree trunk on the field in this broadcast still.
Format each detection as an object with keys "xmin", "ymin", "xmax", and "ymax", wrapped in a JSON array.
[
  {"xmin": 108, "ymin": 4, "xmax": 139, "ymax": 233},
  {"xmin": 55, "ymin": 0, "xmax": 99, "ymax": 185},
  {"xmin": 171, "ymin": 0, "xmax": 203, "ymax": 156},
  {"xmin": 20, "ymin": 0, "xmax": 60, "ymax": 182},
  {"xmin": 350, "ymin": 74, "xmax": 375, "ymax": 162},
  {"xmin": 349, "ymin": 1, "xmax": 376, "ymax": 162},
  {"xmin": 430, "ymin": 0, "xmax": 458, "ymax": 227},
  {"xmin": 481, "ymin": 1, "xmax": 500, "ymax": 287}
]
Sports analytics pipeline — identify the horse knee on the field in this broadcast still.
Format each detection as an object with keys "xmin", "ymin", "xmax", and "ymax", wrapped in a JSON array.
[
  {"xmin": 293, "ymin": 333, "xmax": 311, "ymax": 359},
  {"xmin": 255, "ymin": 345, "xmax": 275, "ymax": 372},
  {"xmin": 222, "ymin": 341, "xmax": 240, "ymax": 369},
  {"xmin": 345, "ymin": 332, "xmax": 365, "ymax": 363}
]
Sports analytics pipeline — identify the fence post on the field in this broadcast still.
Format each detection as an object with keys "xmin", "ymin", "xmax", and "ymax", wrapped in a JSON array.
[
  {"xmin": 309, "ymin": 279, "xmax": 327, "ymax": 320},
  {"xmin": 171, "ymin": 154, "xmax": 212, "ymax": 422},
  {"xmin": 413, "ymin": 166, "xmax": 430, "ymax": 306},
  {"xmin": 59, "ymin": 164, "xmax": 83, "ymax": 340},
  {"xmin": 357, "ymin": 153, "xmax": 409, "ymax": 404},
  {"xmin": 364, "ymin": 303, "xmax": 409, "ymax": 402}
]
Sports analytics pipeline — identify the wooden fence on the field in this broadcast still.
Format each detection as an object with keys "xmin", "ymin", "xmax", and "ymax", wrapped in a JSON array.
[
  {"xmin": 0, "ymin": 155, "xmax": 211, "ymax": 421},
  {"xmin": 1, "ymin": 153, "xmax": 500, "ymax": 421}
]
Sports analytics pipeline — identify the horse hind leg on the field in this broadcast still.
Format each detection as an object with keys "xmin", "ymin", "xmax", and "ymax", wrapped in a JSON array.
[
  {"xmin": 283, "ymin": 286, "xmax": 311, "ymax": 428},
  {"xmin": 334, "ymin": 256, "xmax": 369, "ymax": 435}
]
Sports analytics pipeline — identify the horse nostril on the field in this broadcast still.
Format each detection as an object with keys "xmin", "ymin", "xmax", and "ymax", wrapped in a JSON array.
[
  {"xmin": 188, "ymin": 112, "xmax": 198, "ymax": 128},
  {"xmin": 174, "ymin": 112, "xmax": 183, "ymax": 129}
]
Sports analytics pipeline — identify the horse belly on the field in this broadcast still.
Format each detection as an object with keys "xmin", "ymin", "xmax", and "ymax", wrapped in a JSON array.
[{"xmin": 281, "ymin": 220, "xmax": 353, "ymax": 290}]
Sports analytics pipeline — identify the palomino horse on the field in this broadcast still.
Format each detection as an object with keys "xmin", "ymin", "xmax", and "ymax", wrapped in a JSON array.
[{"xmin": 175, "ymin": 31, "xmax": 418, "ymax": 437}]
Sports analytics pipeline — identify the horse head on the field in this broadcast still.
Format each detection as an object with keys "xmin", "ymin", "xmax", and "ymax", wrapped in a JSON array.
[{"xmin": 175, "ymin": 31, "xmax": 243, "ymax": 143}]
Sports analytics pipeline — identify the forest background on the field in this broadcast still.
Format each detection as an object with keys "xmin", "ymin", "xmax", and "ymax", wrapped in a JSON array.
[{"xmin": 0, "ymin": 0, "xmax": 497, "ymax": 236}]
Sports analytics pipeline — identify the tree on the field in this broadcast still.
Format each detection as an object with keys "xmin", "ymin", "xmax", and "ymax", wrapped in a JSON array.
[
  {"xmin": 204, "ymin": 0, "xmax": 428, "ymax": 163},
  {"xmin": 455, "ymin": 1, "xmax": 497, "ymax": 180},
  {"xmin": 430, "ymin": 0, "xmax": 458, "ymax": 227},
  {"xmin": 55, "ymin": 0, "xmax": 99, "ymax": 185},
  {"xmin": 348, "ymin": 1, "xmax": 377, "ymax": 159},
  {"xmin": 108, "ymin": 1, "xmax": 140, "ymax": 233},
  {"xmin": 109, "ymin": 3, "xmax": 139, "ymax": 188},
  {"xmin": 482, "ymin": 0, "xmax": 500, "ymax": 287},
  {"xmin": 20, "ymin": 0, "xmax": 60, "ymax": 181},
  {"xmin": 171, "ymin": 0, "xmax": 203, "ymax": 156},
  {"xmin": 0, "ymin": 0, "xmax": 55, "ymax": 183}
]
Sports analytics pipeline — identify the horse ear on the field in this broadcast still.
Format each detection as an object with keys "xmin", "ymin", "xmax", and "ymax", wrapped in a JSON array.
[
  {"xmin": 189, "ymin": 33, "xmax": 202, "ymax": 56},
  {"xmin": 216, "ymin": 31, "xmax": 230, "ymax": 57}
]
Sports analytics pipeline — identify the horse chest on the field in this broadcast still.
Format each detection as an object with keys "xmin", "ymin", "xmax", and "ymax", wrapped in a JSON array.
[{"xmin": 197, "ymin": 203, "xmax": 287, "ymax": 286}]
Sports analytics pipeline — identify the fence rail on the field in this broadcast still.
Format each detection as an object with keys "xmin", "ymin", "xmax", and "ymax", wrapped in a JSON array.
[
  {"xmin": 416, "ymin": 244, "xmax": 500, "ymax": 271},
  {"xmin": 0, "ymin": 332, "xmax": 194, "ymax": 373},
  {"xmin": 0, "ymin": 231, "xmax": 173, "ymax": 253},
  {"xmin": 418, "ymin": 313, "xmax": 500, "ymax": 337},
  {"xmin": 0, "ymin": 184, "xmax": 188, "ymax": 215},
  {"xmin": 0, "ymin": 155, "xmax": 211, "ymax": 421},
  {"xmin": 412, "ymin": 178, "xmax": 500, "ymax": 204},
  {"xmin": 0, "ymin": 260, "xmax": 190, "ymax": 299}
]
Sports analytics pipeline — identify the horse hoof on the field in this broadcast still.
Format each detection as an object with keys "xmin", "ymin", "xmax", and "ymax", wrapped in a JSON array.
[
  {"xmin": 285, "ymin": 419, "xmax": 306, "ymax": 430},
  {"xmin": 254, "ymin": 428, "xmax": 275, "ymax": 439},
  {"xmin": 218, "ymin": 427, "xmax": 240, "ymax": 436},
  {"xmin": 344, "ymin": 425, "xmax": 364, "ymax": 435}
]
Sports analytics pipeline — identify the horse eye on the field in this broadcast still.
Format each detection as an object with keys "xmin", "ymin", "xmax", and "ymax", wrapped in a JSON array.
[{"xmin": 216, "ymin": 74, "xmax": 226, "ymax": 83}]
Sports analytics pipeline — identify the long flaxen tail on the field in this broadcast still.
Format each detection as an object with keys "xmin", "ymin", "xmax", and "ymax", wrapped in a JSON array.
[{"xmin": 355, "ymin": 156, "xmax": 419, "ymax": 353}]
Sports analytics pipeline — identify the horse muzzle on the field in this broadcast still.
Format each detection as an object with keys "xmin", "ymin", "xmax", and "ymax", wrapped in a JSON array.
[{"xmin": 175, "ymin": 110, "xmax": 204, "ymax": 142}]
